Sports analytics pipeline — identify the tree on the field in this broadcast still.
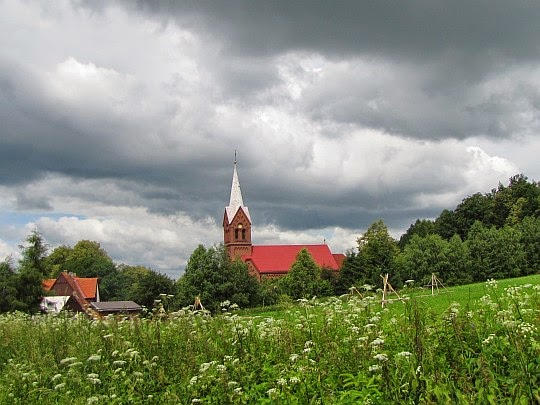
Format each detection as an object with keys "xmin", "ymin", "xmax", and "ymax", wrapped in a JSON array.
[
  {"xmin": 434, "ymin": 209, "xmax": 458, "ymax": 239},
  {"xmin": 18, "ymin": 229, "xmax": 49, "ymax": 276},
  {"xmin": 397, "ymin": 234, "xmax": 449, "ymax": 286},
  {"xmin": 356, "ymin": 220, "xmax": 399, "ymax": 287},
  {"xmin": 64, "ymin": 240, "xmax": 116, "ymax": 279},
  {"xmin": 15, "ymin": 231, "xmax": 48, "ymax": 312},
  {"xmin": 443, "ymin": 234, "xmax": 471, "ymax": 285},
  {"xmin": 336, "ymin": 250, "xmax": 363, "ymax": 294},
  {"xmin": 492, "ymin": 174, "xmax": 540, "ymax": 227},
  {"xmin": 176, "ymin": 244, "xmax": 260, "ymax": 312},
  {"xmin": 399, "ymin": 219, "xmax": 436, "ymax": 248},
  {"xmin": 279, "ymin": 248, "xmax": 330, "ymax": 299},
  {"xmin": 15, "ymin": 268, "xmax": 43, "ymax": 313},
  {"xmin": 466, "ymin": 221, "xmax": 525, "ymax": 281},
  {"xmin": 516, "ymin": 216, "xmax": 540, "ymax": 276},
  {"xmin": 452, "ymin": 193, "xmax": 494, "ymax": 239},
  {"xmin": 43, "ymin": 245, "xmax": 72, "ymax": 278},
  {"xmin": 118, "ymin": 265, "xmax": 176, "ymax": 308},
  {"xmin": 47, "ymin": 240, "xmax": 118, "ymax": 300},
  {"xmin": 0, "ymin": 258, "xmax": 19, "ymax": 312}
]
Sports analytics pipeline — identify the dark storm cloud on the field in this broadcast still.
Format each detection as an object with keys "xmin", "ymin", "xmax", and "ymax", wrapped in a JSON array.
[
  {"xmin": 103, "ymin": 0, "xmax": 540, "ymax": 140},
  {"xmin": 120, "ymin": 1, "xmax": 540, "ymax": 62},
  {"xmin": 0, "ymin": 0, "xmax": 533, "ymax": 274}
]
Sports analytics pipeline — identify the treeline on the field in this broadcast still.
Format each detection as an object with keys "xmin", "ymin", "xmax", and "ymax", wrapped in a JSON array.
[
  {"xmin": 1, "ymin": 174, "xmax": 539, "ymax": 315},
  {"xmin": 0, "ymin": 236, "xmax": 175, "ymax": 313},
  {"xmin": 338, "ymin": 174, "xmax": 540, "ymax": 291}
]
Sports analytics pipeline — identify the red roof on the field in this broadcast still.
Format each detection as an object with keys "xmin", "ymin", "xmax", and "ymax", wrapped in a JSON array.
[
  {"xmin": 43, "ymin": 274, "xmax": 98, "ymax": 300},
  {"xmin": 42, "ymin": 279, "xmax": 56, "ymax": 290},
  {"xmin": 244, "ymin": 244, "xmax": 341, "ymax": 274},
  {"xmin": 333, "ymin": 253, "xmax": 346, "ymax": 268},
  {"xmin": 73, "ymin": 277, "xmax": 99, "ymax": 300}
]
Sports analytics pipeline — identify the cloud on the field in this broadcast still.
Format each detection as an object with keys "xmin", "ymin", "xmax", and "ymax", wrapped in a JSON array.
[{"xmin": 0, "ymin": 0, "xmax": 538, "ymax": 277}]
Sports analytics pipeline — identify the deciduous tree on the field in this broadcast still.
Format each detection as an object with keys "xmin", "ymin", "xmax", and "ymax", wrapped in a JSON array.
[
  {"xmin": 176, "ymin": 244, "xmax": 260, "ymax": 312},
  {"xmin": 356, "ymin": 220, "xmax": 399, "ymax": 287},
  {"xmin": 279, "ymin": 248, "xmax": 330, "ymax": 299}
]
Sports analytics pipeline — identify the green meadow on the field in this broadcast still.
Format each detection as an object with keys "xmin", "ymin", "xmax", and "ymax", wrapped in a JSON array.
[{"xmin": 0, "ymin": 275, "xmax": 539, "ymax": 404}]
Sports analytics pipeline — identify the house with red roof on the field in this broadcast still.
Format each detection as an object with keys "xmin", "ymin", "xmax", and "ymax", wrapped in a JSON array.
[
  {"xmin": 43, "ymin": 272, "xmax": 100, "ymax": 303},
  {"xmin": 42, "ymin": 272, "xmax": 141, "ymax": 318},
  {"xmin": 41, "ymin": 272, "xmax": 100, "ymax": 315},
  {"xmin": 223, "ymin": 158, "xmax": 345, "ymax": 280}
]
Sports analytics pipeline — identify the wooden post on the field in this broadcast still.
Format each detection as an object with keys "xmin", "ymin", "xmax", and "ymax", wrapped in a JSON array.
[
  {"xmin": 193, "ymin": 296, "xmax": 205, "ymax": 311},
  {"xmin": 381, "ymin": 274, "xmax": 388, "ymax": 307},
  {"xmin": 380, "ymin": 273, "xmax": 403, "ymax": 307}
]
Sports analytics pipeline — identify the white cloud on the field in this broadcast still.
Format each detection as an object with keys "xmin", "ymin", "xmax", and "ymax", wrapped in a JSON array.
[{"xmin": 1, "ymin": 0, "xmax": 538, "ymax": 278}]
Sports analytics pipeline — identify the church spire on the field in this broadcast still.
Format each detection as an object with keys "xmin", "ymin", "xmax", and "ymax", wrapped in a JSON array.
[{"xmin": 225, "ymin": 153, "xmax": 251, "ymax": 224}]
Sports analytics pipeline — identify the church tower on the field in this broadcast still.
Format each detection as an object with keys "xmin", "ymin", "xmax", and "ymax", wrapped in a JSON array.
[{"xmin": 223, "ymin": 155, "xmax": 252, "ymax": 259}]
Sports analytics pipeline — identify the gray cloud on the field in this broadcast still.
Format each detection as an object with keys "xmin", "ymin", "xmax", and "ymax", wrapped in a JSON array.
[
  {"xmin": 116, "ymin": 1, "xmax": 540, "ymax": 61},
  {"xmin": 0, "ymin": 1, "xmax": 537, "ymax": 276}
]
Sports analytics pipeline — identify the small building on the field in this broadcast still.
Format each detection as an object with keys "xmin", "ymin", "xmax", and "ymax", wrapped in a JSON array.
[
  {"xmin": 224, "ymin": 158, "xmax": 345, "ymax": 280},
  {"xmin": 43, "ymin": 272, "xmax": 100, "ymax": 303},
  {"xmin": 41, "ymin": 272, "xmax": 141, "ymax": 318},
  {"xmin": 41, "ymin": 272, "xmax": 99, "ymax": 315},
  {"xmin": 90, "ymin": 301, "xmax": 142, "ymax": 317}
]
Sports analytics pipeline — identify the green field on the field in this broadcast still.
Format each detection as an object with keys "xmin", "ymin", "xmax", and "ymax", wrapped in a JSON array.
[
  {"xmin": 242, "ymin": 274, "xmax": 540, "ymax": 318},
  {"xmin": 0, "ymin": 275, "xmax": 539, "ymax": 404}
]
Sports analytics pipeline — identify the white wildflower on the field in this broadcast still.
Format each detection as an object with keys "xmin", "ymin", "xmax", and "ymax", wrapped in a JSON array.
[
  {"xmin": 216, "ymin": 365, "xmax": 226, "ymax": 373},
  {"xmin": 485, "ymin": 279, "xmax": 498, "ymax": 289},
  {"xmin": 483, "ymin": 334, "xmax": 496, "ymax": 345},
  {"xmin": 51, "ymin": 373, "xmax": 62, "ymax": 382},
  {"xmin": 267, "ymin": 388, "xmax": 279, "ymax": 399},
  {"xmin": 370, "ymin": 338, "xmax": 385, "ymax": 346},
  {"xmin": 60, "ymin": 357, "xmax": 77, "ymax": 365},
  {"xmin": 276, "ymin": 378, "xmax": 287, "ymax": 386},
  {"xmin": 373, "ymin": 353, "xmax": 388, "ymax": 362}
]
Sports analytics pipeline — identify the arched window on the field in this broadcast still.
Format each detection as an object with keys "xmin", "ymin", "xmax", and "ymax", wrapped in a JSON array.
[
  {"xmin": 242, "ymin": 229, "xmax": 246, "ymax": 240},
  {"xmin": 235, "ymin": 229, "xmax": 239, "ymax": 239}
]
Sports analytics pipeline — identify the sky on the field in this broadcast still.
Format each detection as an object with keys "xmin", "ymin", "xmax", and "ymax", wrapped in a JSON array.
[{"xmin": 1, "ymin": 0, "xmax": 539, "ymax": 279}]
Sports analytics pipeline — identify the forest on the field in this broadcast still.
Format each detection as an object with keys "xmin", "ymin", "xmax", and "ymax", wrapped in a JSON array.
[{"xmin": 1, "ymin": 173, "xmax": 539, "ymax": 314}]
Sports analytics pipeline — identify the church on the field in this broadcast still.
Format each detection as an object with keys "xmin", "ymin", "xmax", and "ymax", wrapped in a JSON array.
[{"xmin": 223, "ymin": 158, "xmax": 345, "ymax": 280}]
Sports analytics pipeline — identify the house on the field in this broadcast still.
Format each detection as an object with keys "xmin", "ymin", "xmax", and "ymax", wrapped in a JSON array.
[
  {"xmin": 41, "ymin": 272, "xmax": 100, "ymax": 315},
  {"xmin": 41, "ymin": 272, "xmax": 141, "ymax": 318},
  {"xmin": 43, "ymin": 272, "xmax": 100, "ymax": 302},
  {"xmin": 223, "ymin": 158, "xmax": 345, "ymax": 280}
]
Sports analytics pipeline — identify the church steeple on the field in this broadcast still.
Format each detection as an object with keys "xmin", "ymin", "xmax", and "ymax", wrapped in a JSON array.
[
  {"xmin": 223, "ymin": 153, "xmax": 252, "ymax": 259},
  {"xmin": 225, "ymin": 153, "xmax": 251, "ymax": 224}
]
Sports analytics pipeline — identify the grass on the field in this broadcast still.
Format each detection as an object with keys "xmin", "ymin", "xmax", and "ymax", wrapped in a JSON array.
[
  {"xmin": 0, "ymin": 276, "xmax": 539, "ymax": 404},
  {"xmin": 398, "ymin": 274, "xmax": 540, "ymax": 314}
]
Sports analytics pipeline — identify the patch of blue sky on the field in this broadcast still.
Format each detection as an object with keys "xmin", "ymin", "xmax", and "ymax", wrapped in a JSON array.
[{"xmin": 0, "ymin": 212, "xmax": 85, "ymax": 226}]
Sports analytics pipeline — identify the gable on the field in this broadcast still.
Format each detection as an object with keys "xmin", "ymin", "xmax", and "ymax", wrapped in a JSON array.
[
  {"xmin": 245, "ymin": 244, "xmax": 341, "ymax": 274},
  {"xmin": 45, "ymin": 273, "xmax": 98, "ymax": 300},
  {"xmin": 226, "ymin": 206, "xmax": 251, "ymax": 227}
]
